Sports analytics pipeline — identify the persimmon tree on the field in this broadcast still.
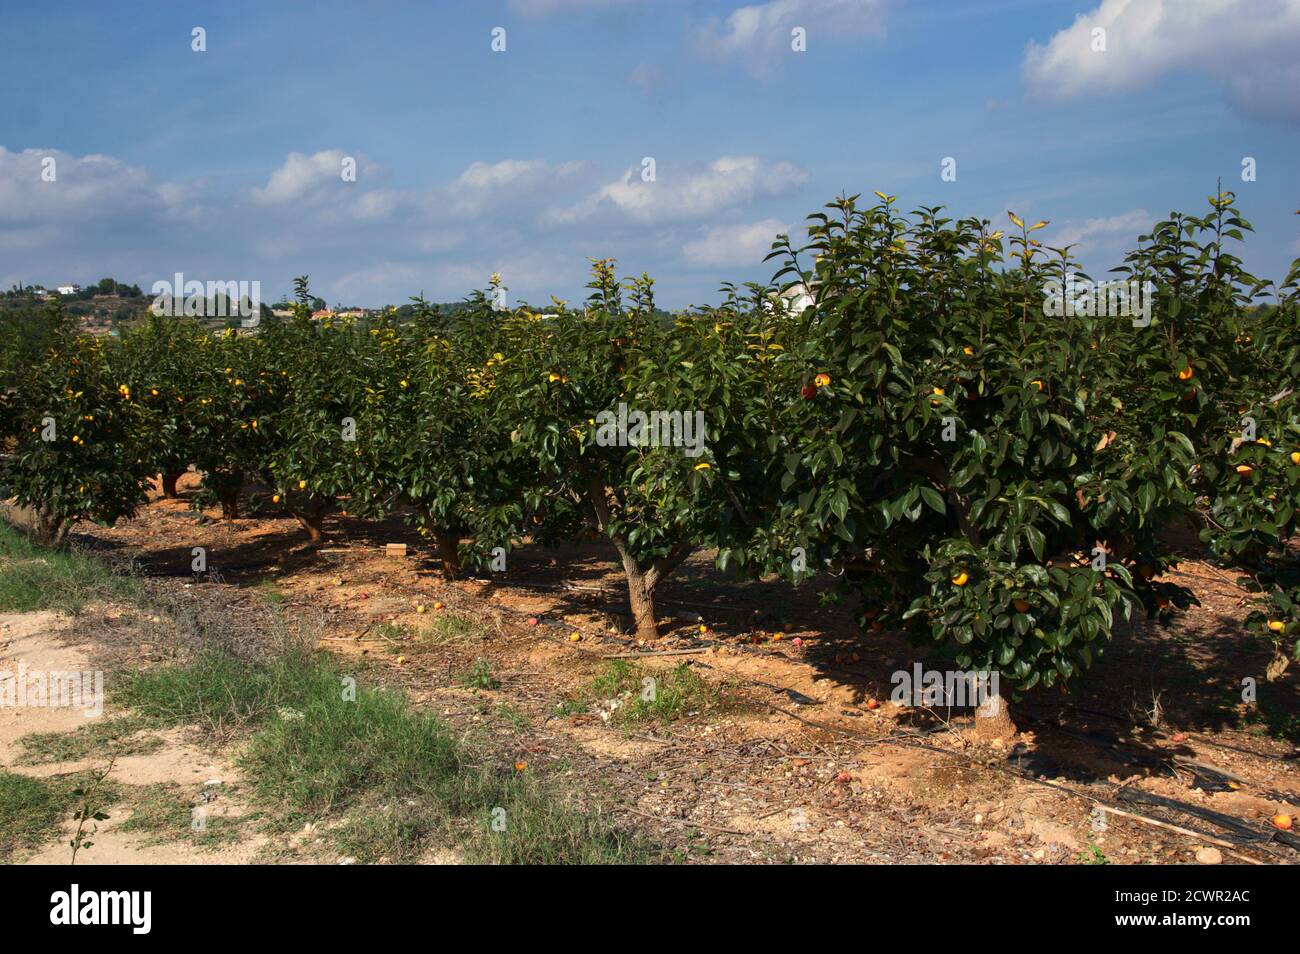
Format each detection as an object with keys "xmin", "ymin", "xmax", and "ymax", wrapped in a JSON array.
[
  {"xmin": 758, "ymin": 194, "xmax": 1228, "ymax": 736},
  {"xmin": 375, "ymin": 287, "xmax": 527, "ymax": 578},
  {"xmin": 0, "ymin": 301, "xmax": 152, "ymax": 546},
  {"xmin": 1147, "ymin": 196, "xmax": 1300, "ymax": 679},
  {"xmin": 254, "ymin": 278, "xmax": 363, "ymax": 545},
  {"xmin": 489, "ymin": 262, "xmax": 768, "ymax": 639}
]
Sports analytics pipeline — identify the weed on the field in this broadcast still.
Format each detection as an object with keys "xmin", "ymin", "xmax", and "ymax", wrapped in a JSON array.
[
  {"xmin": 69, "ymin": 758, "xmax": 116, "ymax": 864},
  {"xmin": 459, "ymin": 657, "xmax": 498, "ymax": 690},
  {"xmin": 559, "ymin": 660, "xmax": 717, "ymax": 725},
  {"xmin": 1077, "ymin": 842, "xmax": 1110, "ymax": 865},
  {"xmin": 0, "ymin": 523, "xmax": 140, "ymax": 614}
]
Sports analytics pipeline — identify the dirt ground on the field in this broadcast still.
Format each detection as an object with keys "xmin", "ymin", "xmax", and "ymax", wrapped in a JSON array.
[{"xmin": 6, "ymin": 473, "xmax": 1299, "ymax": 864}]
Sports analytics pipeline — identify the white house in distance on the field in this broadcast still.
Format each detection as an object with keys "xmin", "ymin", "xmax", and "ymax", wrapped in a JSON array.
[
  {"xmin": 765, "ymin": 281, "xmax": 816, "ymax": 316},
  {"xmin": 56, "ymin": 284, "xmax": 81, "ymax": 296}
]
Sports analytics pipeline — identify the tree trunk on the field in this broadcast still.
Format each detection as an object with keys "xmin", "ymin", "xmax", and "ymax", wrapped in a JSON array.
[
  {"xmin": 614, "ymin": 543, "xmax": 694, "ymax": 641},
  {"xmin": 582, "ymin": 475, "xmax": 694, "ymax": 641},
  {"xmin": 161, "ymin": 471, "xmax": 184, "ymax": 498},
  {"xmin": 31, "ymin": 505, "xmax": 70, "ymax": 549},
  {"xmin": 293, "ymin": 504, "xmax": 325, "ymax": 546},
  {"xmin": 433, "ymin": 528, "xmax": 461, "ymax": 580},
  {"xmin": 974, "ymin": 687, "xmax": 1018, "ymax": 741},
  {"xmin": 218, "ymin": 487, "xmax": 240, "ymax": 520},
  {"xmin": 622, "ymin": 556, "xmax": 661, "ymax": 642}
]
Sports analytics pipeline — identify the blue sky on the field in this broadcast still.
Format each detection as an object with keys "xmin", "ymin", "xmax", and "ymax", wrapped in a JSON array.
[{"xmin": 2, "ymin": 0, "xmax": 1298, "ymax": 309}]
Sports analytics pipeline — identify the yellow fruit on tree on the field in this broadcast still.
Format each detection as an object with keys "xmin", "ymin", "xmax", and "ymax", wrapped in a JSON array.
[{"xmin": 952, "ymin": 571, "xmax": 969, "ymax": 586}]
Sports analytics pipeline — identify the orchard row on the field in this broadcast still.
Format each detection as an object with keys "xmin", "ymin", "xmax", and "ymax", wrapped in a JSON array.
[{"xmin": 4, "ymin": 192, "xmax": 1298, "ymax": 727}]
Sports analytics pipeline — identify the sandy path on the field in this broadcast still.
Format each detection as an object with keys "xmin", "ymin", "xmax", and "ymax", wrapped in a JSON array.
[{"xmin": 1, "ymin": 611, "xmax": 266, "ymax": 865}]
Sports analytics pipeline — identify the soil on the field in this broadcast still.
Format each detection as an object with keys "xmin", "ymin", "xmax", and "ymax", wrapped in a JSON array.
[{"xmin": 5, "ymin": 473, "xmax": 1298, "ymax": 864}]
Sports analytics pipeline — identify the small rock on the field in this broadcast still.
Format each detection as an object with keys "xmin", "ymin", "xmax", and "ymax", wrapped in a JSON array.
[{"xmin": 1195, "ymin": 846, "xmax": 1223, "ymax": 865}]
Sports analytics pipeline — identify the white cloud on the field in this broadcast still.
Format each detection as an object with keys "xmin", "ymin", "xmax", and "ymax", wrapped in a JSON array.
[
  {"xmin": 0, "ymin": 145, "xmax": 800, "ymax": 307},
  {"xmin": 1053, "ymin": 208, "xmax": 1152, "ymax": 247},
  {"xmin": 682, "ymin": 218, "xmax": 790, "ymax": 267},
  {"xmin": 547, "ymin": 156, "xmax": 807, "ymax": 225},
  {"xmin": 1022, "ymin": 0, "xmax": 1300, "ymax": 123},
  {"xmin": 0, "ymin": 147, "xmax": 198, "ymax": 235},
  {"xmin": 251, "ymin": 149, "xmax": 393, "ymax": 209},
  {"xmin": 444, "ymin": 159, "xmax": 588, "ymax": 217},
  {"xmin": 696, "ymin": 0, "xmax": 889, "ymax": 74}
]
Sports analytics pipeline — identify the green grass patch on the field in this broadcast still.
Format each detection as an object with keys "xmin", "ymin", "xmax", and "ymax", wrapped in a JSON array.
[
  {"xmin": 0, "ymin": 769, "xmax": 124, "ymax": 861},
  {"xmin": 333, "ymin": 802, "xmax": 444, "ymax": 864},
  {"xmin": 0, "ymin": 771, "xmax": 68, "ymax": 860},
  {"xmin": 559, "ymin": 660, "xmax": 718, "ymax": 725},
  {"xmin": 114, "ymin": 650, "xmax": 316, "ymax": 736},
  {"xmin": 119, "ymin": 782, "xmax": 250, "ymax": 850},
  {"xmin": 122, "ymin": 648, "xmax": 655, "ymax": 863},
  {"xmin": 0, "ymin": 522, "xmax": 141, "ymax": 614},
  {"xmin": 238, "ymin": 658, "xmax": 466, "ymax": 817},
  {"xmin": 255, "ymin": 578, "xmax": 286, "ymax": 606},
  {"xmin": 379, "ymin": 613, "xmax": 487, "ymax": 655},
  {"xmin": 463, "ymin": 775, "xmax": 657, "ymax": 865},
  {"xmin": 16, "ymin": 716, "xmax": 162, "ymax": 765},
  {"xmin": 418, "ymin": 612, "xmax": 486, "ymax": 645}
]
